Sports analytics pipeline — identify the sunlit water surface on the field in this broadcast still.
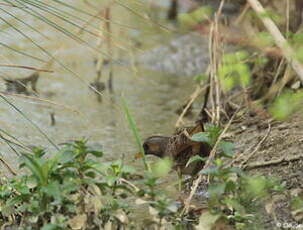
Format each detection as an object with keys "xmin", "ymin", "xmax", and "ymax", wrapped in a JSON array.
[{"xmin": 0, "ymin": 1, "xmax": 200, "ymax": 220}]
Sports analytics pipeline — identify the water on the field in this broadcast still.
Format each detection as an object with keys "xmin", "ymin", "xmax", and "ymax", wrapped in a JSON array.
[{"xmin": 0, "ymin": 0, "xmax": 197, "ymax": 173}]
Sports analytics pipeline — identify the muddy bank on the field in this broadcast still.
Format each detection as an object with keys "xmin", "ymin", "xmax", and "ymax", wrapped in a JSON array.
[
  {"xmin": 138, "ymin": 25, "xmax": 303, "ymax": 228},
  {"xmin": 230, "ymin": 115, "xmax": 303, "ymax": 228}
]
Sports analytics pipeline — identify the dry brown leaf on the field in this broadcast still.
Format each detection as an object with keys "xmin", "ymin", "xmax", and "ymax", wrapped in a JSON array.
[
  {"xmin": 114, "ymin": 209, "xmax": 129, "ymax": 224},
  {"xmin": 68, "ymin": 214, "xmax": 87, "ymax": 230}
]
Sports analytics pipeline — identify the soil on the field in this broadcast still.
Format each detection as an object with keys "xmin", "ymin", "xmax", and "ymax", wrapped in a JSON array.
[
  {"xmin": 140, "ymin": 30, "xmax": 303, "ymax": 230},
  {"xmin": 139, "ymin": 1, "xmax": 303, "ymax": 228},
  {"xmin": 233, "ymin": 114, "xmax": 303, "ymax": 229}
]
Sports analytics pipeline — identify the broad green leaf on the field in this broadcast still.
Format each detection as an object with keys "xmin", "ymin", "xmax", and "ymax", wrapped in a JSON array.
[
  {"xmin": 208, "ymin": 183, "xmax": 226, "ymax": 197},
  {"xmin": 245, "ymin": 176, "xmax": 268, "ymax": 197},
  {"xmin": 191, "ymin": 6, "xmax": 213, "ymax": 22},
  {"xmin": 121, "ymin": 165, "xmax": 136, "ymax": 174},
  {"xmin": 200, "ymin": 166, "xmax": 219, "ymax": 175},
  {"xmin": 253, "ymin": 32, "xmax": 274, "ymax": 47},
  {"xmin": 88, "ymin": 150, "xmax": 103, "ymax": 157},
  {"xmin": 151, "ymin": 157, "xmax": 172, "ymax": 178},
  {"xmin": 190, "ymin": 132, "xmax": 210, "ymax": 143},
  {"xmin": 41, "ymin": 224, "xmax": 60, "ymax": 230},
  {"xmin": 194, "ymin": 73, "xmax": 207, "ymax": 83},
  {"xmin": 270, "ymin": 90, "xmax": 303, "ymax": 120},
  {"xmin": 219, "ymin": 141, "xmax": 235, "ymax": 157},
  {"xmin": 22, "ymin": 154, "xmax": 46, "ymax": 186},
  {"xmin": 179, "ymin": 13, "xmax": 197, "ymax": 27},
  {"xmin": 196, "ymin": 211, "xmax": 221, "ymax": 230},
  {"xmin": 186, "ymin": 155, "xmax": 207, "ymax": 168},
  {"xmin": 41, "ymin": 182, "xmax": 61, "ymax": 201}
]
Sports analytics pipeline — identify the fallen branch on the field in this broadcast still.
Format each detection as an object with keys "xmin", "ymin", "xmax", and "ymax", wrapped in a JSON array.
[
  {"xmin": 240, "ymin": 123, "xmax": 271, "ymax": 168},
  {"xmin": 247, "ymin": 0, "xmax": 303, "ymax": 83},
  {"xmin": 246, "ymin": 154, "xmax": 303, "ymax": 170}
]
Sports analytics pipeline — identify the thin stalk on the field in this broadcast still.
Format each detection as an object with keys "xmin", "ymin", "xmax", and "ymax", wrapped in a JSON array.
[
  {"xmin": 0, "ymin": 42, "xmax": 46, "ymax": 63},
  {"xmin": 0, "ymin": 13, "xmax": 103, "ymax": 97},
  {"xmin": 0, "ymin": 95, "xmax": 59, "ymax": 150},
  {"xmin": 121, "ymin": 97, "xmax": 149, "ymax": 171}
]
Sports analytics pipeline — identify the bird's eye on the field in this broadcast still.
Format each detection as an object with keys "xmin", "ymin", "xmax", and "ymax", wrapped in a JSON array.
[{"xmin": 143, "ymin": 143, "xmax": 149, "ymax": 152}]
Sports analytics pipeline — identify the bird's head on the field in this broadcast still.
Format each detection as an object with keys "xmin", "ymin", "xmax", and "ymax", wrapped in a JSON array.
[{"xmin": 143, "ymin": 136, "xmax": 169, "ymax": 158}]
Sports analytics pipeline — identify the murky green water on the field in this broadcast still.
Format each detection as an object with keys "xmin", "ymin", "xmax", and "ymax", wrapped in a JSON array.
[{"xmin": 0, "ymin": 1, "xmax": 197, "ymax": 175}]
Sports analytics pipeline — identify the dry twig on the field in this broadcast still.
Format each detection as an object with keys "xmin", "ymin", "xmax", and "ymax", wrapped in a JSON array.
[
  {"xmin": 247, "ymin": 0, "xmax": 303, "ymax": 82},
  {"xmin": 175, "ymin": 86, "xmax": 207, "ymax": 127},
  {"xmin": 0, "ymin": 156, "xmax": 17, "ymax": 176},
  {"xmin": 246, "ymin": 154, "xmax": 303, "ymax": 170},
  {"xmin": 183, "ymin": 106, "xmax": 239, "ymax": 214},
  {"xmin": 240, "ymin": 123, "xmax": 271, "ymax": 168},
  {"xmin": 0, "ymin": 64, "xmax": 53, "ymax": 73}
]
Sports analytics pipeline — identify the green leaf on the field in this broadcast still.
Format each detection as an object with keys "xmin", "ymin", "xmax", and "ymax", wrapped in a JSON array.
[
  {"xmin": 205, "ymin": 124, "xmax": 221, "ymax": 141},
  {"xmin": 85, "ymin": 171, "xmax": 96, "ymax": 178},
  {"xmin": 31, "ymin": 146, "xmax": 46, "ymax": 158},
  {"xmin": 196, "ymin": 211, "xmax": 221, "ymax": 230},
  {"xmin": 219, "ymin": 141, "xmax": 235, "ymax": 157},
  {"xmin": 41, "ymin": 182, "xmax": 61, "ymax": 200},
  {"xmin": 191, "ymin": 6, "xmax": 213, "ymax": 22},
  {"xmin": 151, "ymin": 158, "xmax": 172, "ymax": 178},
  {"xmin": 179, "ymin": 13, "xmax": 197, "ymax": 27},
  {"xmin": 88, "ymin": 150, "xmax": 103, "ymax": 157},
  {"xmin": 185, "ymin": 155, "xmax": 206, "ymax": 168},
  {"xmin": 245, "ymin": 176, "xmax": 268, "ymax": 197},
  {"xmin": 190, "ymin": 132, "xmax": 210, "ymax": 143},
  {"xmin": 106, "ymin": 175, "xmax": 118, "ymax": 186},
  {"xmin": 208, "ymin": 183, "xmax": 226, "ymax": 197},
  {"xmin": 194, "ymin": 73, "xmax": 207, "ymax": 83},
  {"xmin": 121, "ymin": 165, "xmax": 136, "ymax": 174},
  {"xmin": 41, "ymin": 224, "xmax": 60, "ymax": 230},
  {"xmin": 200, "ymin": 166, "xmax": 219, "ymax": 175},
  {"xmin": 59, "ymin": 150, "xmax": 75, "ymax": 164},
  {"xmin": 21, "ymin": 154, "xmax": 46, "ymax": 186},
  {"xmin": 270, "ymin": 90, "xmax": 303, "ymax": 120},
  {"xmin": 122, "ymin": 97, "xmax": 149, "ymax": 171},
  {"xmin": 224, "ymin": 199, "xmax": 245, "ymax": 214}
]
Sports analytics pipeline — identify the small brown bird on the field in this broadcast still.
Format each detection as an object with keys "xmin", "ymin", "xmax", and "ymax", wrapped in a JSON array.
[
  {"xmin": 167, "ymin": 0, "xmax": 179, "ymax": 21},
  {"xmin": 143, "ymin": 122, "xmax": 211, "ymax": 175}
]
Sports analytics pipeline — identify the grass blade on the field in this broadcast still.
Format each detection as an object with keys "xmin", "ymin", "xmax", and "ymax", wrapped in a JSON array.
[{"xmin": 121, "ymin": 97, "xmax": 149, "ymax": 171}]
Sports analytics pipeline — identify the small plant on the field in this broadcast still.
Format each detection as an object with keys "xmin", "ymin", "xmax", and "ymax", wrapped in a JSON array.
[
  {"xmin": 188, "ymin": 124, "xmax": 284, "ymax": 229},
  {"xmin": 0, "ymin": 140, "xmax": 137, "ymax": 229},
  {"xmin": 0, "ymin": 141, "xmax": 182, "ymax": 229},
  {"xmin": 0, "ymin": 135, "xmax": 284, "ymax": 229},
  {"xmin": 200, "ymin": 161, "xmax": 283, "ymax": 229}
]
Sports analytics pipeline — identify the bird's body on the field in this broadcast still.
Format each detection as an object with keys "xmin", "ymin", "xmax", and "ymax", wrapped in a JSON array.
[{"xmin": 143, "ymin": 122, "xmax": 211, "ymax": 175}]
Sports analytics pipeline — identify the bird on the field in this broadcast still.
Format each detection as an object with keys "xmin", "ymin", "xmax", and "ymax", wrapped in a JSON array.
[
  {"xmin": 143, "ymin": 122, "xmax": 211, "ymax": 176},
  {"xmin": 167, "ymin": 0, "xmax": 179, "ymax": 21}
]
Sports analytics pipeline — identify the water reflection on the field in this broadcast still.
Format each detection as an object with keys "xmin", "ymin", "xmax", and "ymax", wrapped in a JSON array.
[{"xmin": 0, "ymin": 0, "xmax": 195, "ymax": 172}]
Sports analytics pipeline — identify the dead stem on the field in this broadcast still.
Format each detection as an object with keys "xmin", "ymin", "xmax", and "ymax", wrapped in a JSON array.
[
  {"xmin": 183, "ymin": 105, "xmax": 240, "ymax": 214},
  {"xmin": 105, "ymin": 6, "xmax": 114, "ymax": 93},
  {"xmin": 175, "ymin": 85, "xmax": 207, "ymax": 128},
  {"xmin": 240, "ymin": 123, "xmax": 271, "ymax": 168},
  {"xmin": 0, "ymin": 92, "xmax": 82, "ymax": 116},
  {"xmin": 0, "ymin": 64, "xmax": 53, "ymax": 73},
  {"xmin": 0, "ymin": 156, "xmax": 17, "ymax": 176},
  {"xmin": 246, "ymin": 154, "xmax": 303, "ymax": 170},
  {"xmin": 247, "ymin": 0, "xmax": 303, "ymax": 82}
]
